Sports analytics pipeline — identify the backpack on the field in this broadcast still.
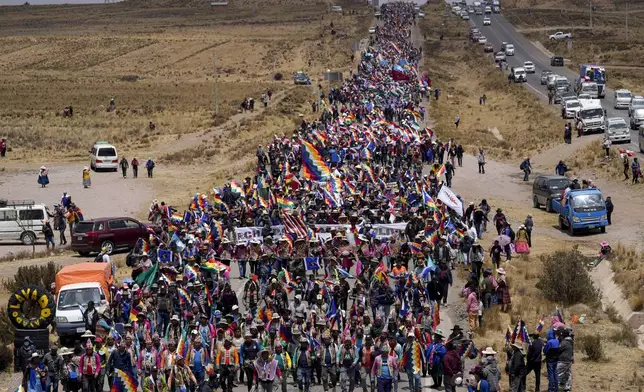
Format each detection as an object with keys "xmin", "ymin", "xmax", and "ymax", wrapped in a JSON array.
[{"xmin": 519, "ymin": 161, "xmax": 526, "ymax": 170}]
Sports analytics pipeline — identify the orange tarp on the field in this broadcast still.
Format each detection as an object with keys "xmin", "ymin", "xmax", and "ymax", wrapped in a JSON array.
[{"xmin": 55, "ymin": 263, "xmax": 113, "ymax": 301}]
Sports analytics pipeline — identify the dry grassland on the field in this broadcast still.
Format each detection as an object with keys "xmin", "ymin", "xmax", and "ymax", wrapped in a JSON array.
[
  {"xmin": 0, "ymin": 0, "xmax": 370, "ymax": 161},
  {"xmin": 420, "ymin": 2, "xmax": 565, "ymax": 161},
  {"xmin": 503, "ymin": 0, "xmax": 644, "ymax": 92}
]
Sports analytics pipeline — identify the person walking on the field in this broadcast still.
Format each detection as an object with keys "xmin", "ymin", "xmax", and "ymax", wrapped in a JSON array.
[
  {"xmin": 146, "ymin": 158, "xmax": 156, "ymax": 178},
  {"xmin": 623, "ymin": 154, "xmax": 630, "ymax": 180},
  {"xmin": 337, "ymin": 337, "xmax": 358, "ymax": 392},
  {"xmin": 508, "ymin": 343, "xmax": 526, "ymax": 392},
  {"xmin": 119, "ymin": 157, "xmax": 129, "ymax": 178},
  {"xmin": 603, "ymin": 137, "xmax": 611, "ymax": 158},
  {"xmin": 477, "ymin": 148, "xmax": 486, "ymax": 174},
  {"xmin": 454, "ymin": 116, "xmax": 461, "ymax": 129},
  {"xmin": 524, "ymin": 215, "xmax": 534, "ymax": 247},
  {"xmin": 254, "ymin": 348, "xmax": 280, "ymax": 392},
  {"xmin": 557, "ymin": 330, "xmax": 573, "ymax": 392},
  {"xmin": 43, "ymin": 346, "xmax": 63, "ymax": 392},
  {"xmin": 554, "ymin": 161, "xmax": 568, "ymax": 176},
  {"xmin": 0, "ymin": 138, "xmax": 7, "ymax": 158},
  {"xmin": 82, "ymin": 167, "xmax": 91, "ymax": 189},
  {"xmin": 526, "ymin": 334, "xmax": 543, "ymax": 392},
  {"xmin": 444, "ymin": 161, "xmax": 455, "ymax": 187},
  {"xmin": 520, "ymin": 157, "xmax": 532, "ymax": 182},
  {"xmin": 370, "ymin": 346, "xmax": 397, "ymax": 392},
  {"xmin": 42, "ymin": 220, "xmax": 55, "ymax": 251},
  {"xmin": 441, "ymin": 342, "xmax": 461, "ymax": 392},
  {"xmin": 80, "ymin": 344, "xmax": 101, "ymax": 392},
  {"xmin": 632, "ymin": 157, "xmax": 641, "ymax": 184},
  {"xmin": 605, "ymin": 196, "xmax": 614, "ymax": 225},
  {"xmin": 456, "ymin": 144, "xmax": 464, "ymax": 167},
  {"xmin": 132, "ymin": 157, "xmax": 139, "ymax": 179},
  {"xmin": 543, "ymin": 329, "xmax": 559, "ymax": 392}
]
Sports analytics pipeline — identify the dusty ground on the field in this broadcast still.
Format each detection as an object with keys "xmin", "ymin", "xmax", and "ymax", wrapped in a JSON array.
[
  {"xmin": 0, "ymin": 0, "xmax": 371, "ymax": 161},
  {"xmin": 503, "ymin": 0, "xmax": 644, "ymax": 92}
]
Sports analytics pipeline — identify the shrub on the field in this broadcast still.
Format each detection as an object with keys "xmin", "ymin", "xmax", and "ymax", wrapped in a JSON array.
[
  {"xmin": 273, "ymin": 72, "xmax": 284, "ymax": 81},
  {"xmin": 605, "ymin": 305, "xmax": 621, "ymax": 323},
  {"xmin": 536, "ymin": 247, "xmax": 600, "ymax": 306},
  {"xmin": 610, "ymin": 324, "xmax": 638, "ymax": 347},
  {"xmin": 580, "ymin": 333, "xmax": 604, "ymax": 361},
  {"xmin": 0, "ymin": 345, "xmax": 12, "ymax": 372},
  {"xmin": 0, "ymin": 307, "xmax": 15, "ymax": 344},
  {"xmin": 2, "ymin": 261, "xmax": 60, "ymax": 294}
]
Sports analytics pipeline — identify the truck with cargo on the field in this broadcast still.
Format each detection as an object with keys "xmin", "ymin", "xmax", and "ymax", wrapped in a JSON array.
[
  {"xmin": 551, "ymin": 188, "xmax": 608, "ymax": 235},
  {"xmin": 577, "ymin": 64, "xmax": 606, "ymax": 98}
]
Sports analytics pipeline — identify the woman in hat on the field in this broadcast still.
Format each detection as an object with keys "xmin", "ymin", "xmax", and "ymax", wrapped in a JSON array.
[
  {"xmin": 426, "ymin": 330, "xmax": 446, "ymax": 389},
  {"xmin": 480, "ymin": 347, "xmax": 501, "ymax": 392},
  {"xmin": 465, "ymin": 366, "xmax": 489, "ymax": 392},
  {"xmin": 508, "ymin": 343, "xmax": 527, "ymax": 392},
  {"xmin": 22, "ymin": 352, "xmax": 46, "ymax": 392},
  {"xmin": 514, "ymin": 225, "xmax": 530, "ymax": 254},
  {"xmin": 38, "ymin": 166, "xmax": 50, "ymax": 188},
  {"xmin": 61, "ymin": 348, "xmax": 81, "ymax": 392},
  {"xmin": 495, "ymin": 269, "xmax": 511, "ymax": 312},
  {"xmin": 82, "ymin": 167, "xmax": 91, "ymax": 188}
]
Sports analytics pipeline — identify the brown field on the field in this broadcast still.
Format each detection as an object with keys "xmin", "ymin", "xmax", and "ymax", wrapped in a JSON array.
[
  {"xmin": 0, "ymin": 0, "xmax": 371, "ymax": 161},
  {"xmin": 503, "ymin": 0, "xmax": 644, "ymax": 92},
  {"xmin": 420, "ymin": 2, "xmax": 565, "ymax": 160}
]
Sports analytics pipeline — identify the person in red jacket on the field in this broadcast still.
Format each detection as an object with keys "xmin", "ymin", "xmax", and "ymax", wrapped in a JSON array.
[
  {"xmin": 441, "ymin": 342, "xmax": 462, "ymax": 392},
  {"xmin": 80, "ymin": 344, "xmax": 101, "ymax": 392}
]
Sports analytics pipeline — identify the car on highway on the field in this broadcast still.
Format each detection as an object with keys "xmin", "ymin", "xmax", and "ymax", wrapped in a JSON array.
[
  {"xmin": 369, "ymin": 27, "xmax": 376, "ymax": 34},
  {"xmin": 418, "ymin": 12, "xmax": 425, "ymax": 18},
  {"xmin": 550, "ymin": 56, "xmax": 564, "ymax": 66},
  {"xmin": 483, "ymin": 43, "xmax": 494, "ymax": 53},
  {"xmin": 555, "ymin": 89, "xmax": 575, "ymax": 105},
  {"xmin": 523, "ymin": 61, "xmax": 535, "ymax": 73},
  {"xmin": 462, "ymin": 12, "xmax": 470, "ymax": 20},
  {"xmin": 484, "ymin": 6, "xmax": 492, "ymax": 14},
  {"xmin": 505, "ymin": 44, "xmax": 515, "ymax": 56},
  {"xmin": 562, "ymin": 99, "xmax": 581, "ymax": 119},
  {"xmin": 501, "ymin": 41, "xmax": 508, "ymax": 51},
  {"xmin": 71, "ymin": 217, "xmax": 149, "ymax": 255},
  {"xmin": 471, "ymin": 33, "xmax": 482, "ymax": 43},
  {"xmin": 511, "ymin": 67, "xmax": 527, "ymax": 83},
  {"xmin": 549, "ymin": 32, "xmax": 572, "ymax": 40},
  {"xmin": 483, "ymin": 16, "xmax": 491, "ymax": 25},
  {"xmin": 492, "ymin": 5, "xmax": 500, "ymax": 13},
  {"xmin": 628, "ymin": 96, "xmax": 644, "ymax": 117},
  {"xmin": 614, "ymin": 89, "xmax": 632, "ymax": 109},
  {"xmin": 331, "ymin": 5, "xmax": 343, "ymax": 13},
  {"xmin": 605, "ymin": 117, "xmax": 631, "ymax": 143},
  {"xmin": 630, "ymin": 108, "xmax": 644, "ymax": 130},
  {"xmin": 494, "ymin": 51, "xmax": 506, "ymax": 62},
  {"xmin": 577, "ymin": 93, "xmax": 591, "ymax": 100},
  {"xmin": 546, "ymin": 74, "xmax": 559, "ymax": 90},
  {"xmin": 532, "ymin": 175, "xmax": 572, "ymax": 212},
  {"xmin": 475, "ymin": 7, "xmax": 483, "ymax": 15},
  {"xmin": 478, "ymin": 36, "xmax": 487, "ymax": 44},
  {"xmin": 540, "ymin": 70, "xmax": 552, "ymax": 85},
  {"xmin": 452, "ymin": 6, "xmax": 461, "ymax": 14}
]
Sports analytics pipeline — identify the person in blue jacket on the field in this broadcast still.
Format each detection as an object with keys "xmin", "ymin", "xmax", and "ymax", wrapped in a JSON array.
[
  {"xmin": 543, "ymin": 328, "xmax": 560, "ymax": 392},
  {"xmin": 466, "ymin": 366, "xmax": 489, "ymax": 392},
  {"xmin": 425, "ymin": 330, "xmax": 446, "ymax": 389}
]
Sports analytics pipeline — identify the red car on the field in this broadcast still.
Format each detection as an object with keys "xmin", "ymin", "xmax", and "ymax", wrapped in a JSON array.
[{"xmin": 71, "ymin": 217, "xmax": 149, "ymax": 255}]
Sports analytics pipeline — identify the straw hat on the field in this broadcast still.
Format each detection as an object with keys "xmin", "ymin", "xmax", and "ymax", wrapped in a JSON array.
[
  {"xmin": 496, "ymin": 268, "xmax": 506, "ymax": 275},
  {"xmin": 511, "ymin": 342, "xmax": 524, "ymax": 351},
  {"xmin": 482, "ymin": 347, "xmax": 497, "ymax": 355}
]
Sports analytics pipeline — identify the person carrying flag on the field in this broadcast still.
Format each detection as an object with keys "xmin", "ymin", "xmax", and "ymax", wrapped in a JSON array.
[
  {"xmin": 169, "ymin": 355, "xmax": 197, "ymax": 392},
  {"xmin": 401, "ymin": 333, "xmax": 424, "ymax": 392}
]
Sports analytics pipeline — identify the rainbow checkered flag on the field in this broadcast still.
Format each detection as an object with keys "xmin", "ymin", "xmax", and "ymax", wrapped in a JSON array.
[{"xmin": 111, "ymin": 369, "xmax": 138, "ymax": 392}]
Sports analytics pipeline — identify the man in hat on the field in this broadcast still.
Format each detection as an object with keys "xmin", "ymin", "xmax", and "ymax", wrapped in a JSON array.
[
  {"xmin": 402, "ymin": 333, "xmax": 424, "ymax": 392},
  {"xmin": 255, "ymin": 348, "xmax": 281, "ymax": 392},
  {"xmin": 292, "ymin": 337, "xmax": 312, "ymax": 392},
  {"xmin": 80, "ymin": 343, "xmax": 101, "ymax": 392},
  {"xmin": 160, "ymin": 341, "xmax": 178, "ymax": 380},
  {"xmin": 358, "ymin": 335, "xmax": 376, "ymax": 392},
  {"xmin": 166, "ymin": 315, "xmax": 182, "ymax": 343},
  {"xmin": 43, "ymin": 344, "xmax": 62, "ymax": 392},
  {"xmin": 215, "ymin": 338, "xmax": 239, "ymax": 392},
  {"xmin": 169, "ymin": 355, "xmax": 197, "ymax": 392},
  {"xmin": 480, "ymin": 347, "xmax": 501, "ymax": 392},
  {"xmin": 426, "ymin": 330, "xmax": 446, "ymax": 389},
  {"xmin": 317, "ymin": 331, "xmax": 338, "ymax": 392},
  {"xmin": 370, "ymin": 345, "xmax": 398, "ymax": 392},
  {"xmin": 241, "ymin": 331, "xmax": 262, "ymax": 392},
  {"xmin": 143, "ymin": 366, "xmax": 168, "ymax": 392},
  {"xmin": 557, "ymin": 328, "xmax": 573, "ymax": 392},
  {"xmin": 526, "ymin": 333, "xmax": 543, "ymax": 392},
  {"xmin": 243, "ymin": 275, "xmax": 261, "ymax": 317},
  {"xmin": 107, "ymin": 342, "xmax": 134, "ymax": 389},
  {"xmin": 94, "ymin": 338, "xmax": 108, "ymax": 392},
  {"xmin": 139, "ymin": 339, "xmax": 161, "ymax": 385},
  {"xmin": 508, "ymin": 343, "xmax": 527, "ymax": 392},
  {"xmin": 22, "ymin": 352, "xmax": 46, "ymax": 392},
  {"xmin": 18, "ymin": 336, "xmax": 37, "ymax": 372}
]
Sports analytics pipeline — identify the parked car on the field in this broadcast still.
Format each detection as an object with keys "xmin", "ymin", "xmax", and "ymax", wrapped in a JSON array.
[
  {"xmin": 555, "ymin": 89, "xmax": 575, "ymax": 105},
  {"xmin": 532, "ymin": 175, "xmax": 572, "ymax": 212},
  {"xmin": 294, "ymin": 71, "xmax": 311, "ymax": 85},
  {"xmin": 540, "ymin": 70, "xmax": 553, "ymax": 85},
  {"xmin": 483, "ymin": 43, "xmax": 494, "ymax": 53},
  {"xmin": 368, "ymin": 27, "xmax": 376, "ymax": 34},
  {"xmin": 561, "ymin": 99, "xmax": 581, "ymax": 119},
  {"xmin": 550, "ymin": 56, "xmax": 564, "ymax": 66},
  {"xmin": 628, "ymin": 96, "xmax": 644, "ymax": 117},
  {"xmin": 71, "ymin": 217, "xmax": 149, "ymax": 255},
  {"xmin": 478, "ymin": 36, "xmax": 487, "ymax": 44},
  {"xmin": 494, "ymin": 51, "xmax": 506, "ymax": 62},
  {"xmin": 505, "ymin": 44, "xmax": 515, "ymax": 55},
  {"xmin": 605, "ymin": 117, "xmax": 631, "ymax": 144},
  {"xmin": 549, "ymin": 32, "xmax": 571, "ymax": 40},
  {"xmin": 523, "ymin": 61, "xmax": 535, "ymax": 73},
  {"xmin": 630, "ymin": 108, "xmax": 644, "ymax": 130},
  {"xmin": 483, "ymin": 16, "xmax": 491, "ymax": 25},
  {"xmin": 89, "ymin": 141, "xmax": 118, "ymax": 172},
  {"xmin": 0, "ymin": 199, "xmax": 49, "ymax": 245}
]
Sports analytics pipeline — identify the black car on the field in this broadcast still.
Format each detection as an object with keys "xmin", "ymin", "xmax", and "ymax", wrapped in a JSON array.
[
  {"xmin": 550, "ymin": 56, "xmax": 564, "ymax": 66},
  {"xmin": 532, "ymin": 175, "xmax": 572, "ymax": 212}
]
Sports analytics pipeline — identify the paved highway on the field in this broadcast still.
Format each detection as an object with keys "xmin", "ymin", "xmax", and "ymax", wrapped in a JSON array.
[{"xmin": 453, "ymin": 1, "xmax": 644, "ymax": 155}]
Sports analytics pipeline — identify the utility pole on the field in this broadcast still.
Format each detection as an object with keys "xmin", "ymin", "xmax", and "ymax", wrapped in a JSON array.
[
  {"xmin": 626, "ymin": 2, "xmax": 629, "ymax": 41},
  {"xmin": 589, "ymin": 0, "xmax": 593, "ymax": 30},
  {"xmin": 213, "ymin": 53, "xmax": 219, "ymax": 116}
]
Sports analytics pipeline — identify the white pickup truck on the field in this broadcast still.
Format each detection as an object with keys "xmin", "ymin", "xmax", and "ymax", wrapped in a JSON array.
[{"xmin": 549, "ymin": 32, "xmax": 571, "ymax": 40}]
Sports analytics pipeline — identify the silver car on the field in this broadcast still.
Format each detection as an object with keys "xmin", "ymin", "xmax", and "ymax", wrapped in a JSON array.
[
  {"xmin": 614, "ymin": 89, "xmax": 632, "ymax": 109},
  {"xmin": 630, "ymin": 108, "xmax": 644, "ymax": 130},
  {"xmin": 540, "ymin": 70, "xmax": 552, "ymax": 85},
  {"xmin": 629, "ymin": 96, "xmax": 644, "ymax": 117}
]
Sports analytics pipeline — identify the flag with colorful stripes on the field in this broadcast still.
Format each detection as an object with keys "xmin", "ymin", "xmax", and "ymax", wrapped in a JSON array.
[
  {"xmin": 111, "ymin": 369, "xmax": 138, "ymax": 392},
  {"xmin": 301, "ymin": 140, "xmax": 331, "ymax": 181}
]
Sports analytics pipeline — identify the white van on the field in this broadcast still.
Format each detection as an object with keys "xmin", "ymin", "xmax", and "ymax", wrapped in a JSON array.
[
  {"xmin": 0, "ymin": 200, "xmax": 49, "ymax": 245},
  {"xmin": 331, "ymin": 5, "xmax": 343, "ymax": 13},
  {"xmin": 89, "ymin": 141, "xmax": 118, "ymax": 171}
]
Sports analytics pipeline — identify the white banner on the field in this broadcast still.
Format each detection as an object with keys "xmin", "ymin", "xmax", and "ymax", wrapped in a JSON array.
[
  {"xmin": 437, "ymin": 185, "xmax": 463, "ymax": 216},
  {"xmin": 233, "ymin": 223, "xmax": 407, "ymax": 244}
]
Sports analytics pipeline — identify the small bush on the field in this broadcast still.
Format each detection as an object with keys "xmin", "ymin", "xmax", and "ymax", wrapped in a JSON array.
[
  {"xmin": 610, "ymin": 324, "xmax": 638, "ymax": 347},
  {"xmin": 0, "ymin": 307, "xmax": 15, "ymax": 344},
  {"xmin": 273, "ymin": 72, "xmax": 284, "ymax": 81},
  {"xmin": 629, "ymin": 294, "xmax": 644, "ymax": 311},
  {"xmin": 605, "ymin": 305, "xmax": 621, "ymax": 323},
  {"xmin": 2, "ymin": 261, "xmax": 60, "ymax": 294},
  {"xmin": 0, "ymin": 345, "xmax": 12, "ymax": 372},
  {"xmin": 580, "ymin": 334, "xmax": 605, "ymax": 361},
  {"xmin": 536, "ymin": 247, "xmax": 600, "ymax": 306}
]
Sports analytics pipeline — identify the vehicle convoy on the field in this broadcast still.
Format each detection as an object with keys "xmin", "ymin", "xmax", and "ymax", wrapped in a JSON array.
[
  {"xmin": 0, "ymin": 199, "xmax": 49, "ymax": 245},
  {"xmin": 549, "ymin": 32, "xmax": 571, "ymax": 40},
  {"xmin": 540, "ymin": 70, "xmax": 552, "ymax": 85},
  {"xmin": 523, "ymin": 61, "xmax": 535, "ymax": 73},
  {"xmin": 71, "ymin": 216, "xmax": 149, "ymax": 255},
  {"xmin": 576, "ymin": 82, "xmax": 599, "ymax": 99},
  {"xmin": 532, "ymin": 175, "xmax": 572, "ymax": 212},
  {"xmin": 578, "ymin": 64, "xmax": 606, "ymax": 98},
  {"xmin": 604, "ymin": 117, "xmax": 631, "ymax": 144},
  {"xmin": 614, "ymin": 89, "xmax": 632, "ymax": 109},
  {"xmin": 511, "ymin": 67, "xmax": 527, "ymax": 83},
  {"xmin": 551, "ymin": 189, "xmax": 608, "ymax": 235},
  {"xmin": 55, "ymin": 263, "xmax": 114, "ymax": 345},
  {"xmin": 576, "ymin": 99, "xmax": 606, "ymax": 134}
]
